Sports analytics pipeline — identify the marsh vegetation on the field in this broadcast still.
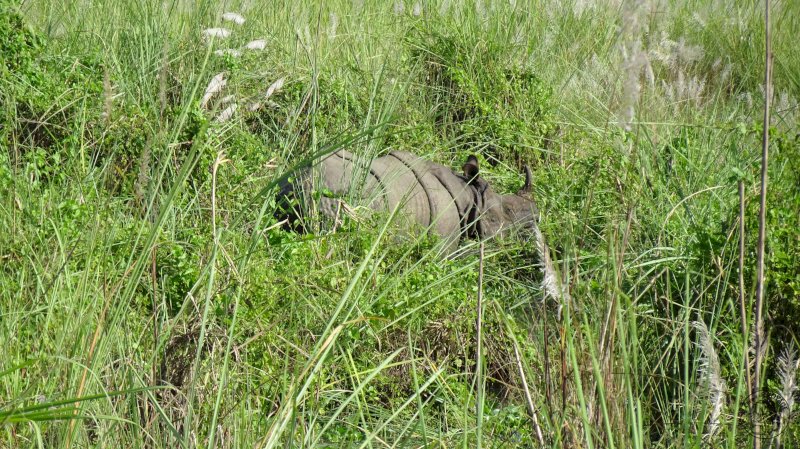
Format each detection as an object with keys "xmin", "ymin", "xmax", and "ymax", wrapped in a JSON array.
[{"xmin": 1, "ymin": 0, "xmax": 799, "ymax": 447}]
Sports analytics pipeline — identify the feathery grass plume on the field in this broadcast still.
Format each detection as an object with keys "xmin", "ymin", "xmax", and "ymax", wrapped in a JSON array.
[
  {"xmin": 300, "ymin": 24, "xmax": 312, "ymax": 46},
  {"xmin": 475, "ymin": 0, "xmax": 487, "ymax": 20},
  {"xmin": 265, "ymin": 77, "xmax": 285, "ymax": 98},
  {"xmin": 673, "ymin": 37, "xmax": 704, "ymax": 66},
  {"xmin": 777, "ymin": 90, "xmax": 798, "ymax": 122},
  {"xmin": 215, "ymin": 103, "xmax": 238, "ymax": 122},
  {"xmin": 777, "ymin": 90, "xmax": 790, "ymax": 112},
  {"xmin": 512, "ymin": 25, "xmax": 525, "ymax": 48},
  {"xmin": 222, "ymin": 12, "xmax": 245, "ymax": 25},
  {"xmin": 102, "ymin": 65, "xmax": 112, "ymax": 123},
  {"xmin": 571, "ymin": 0, "xmax": 593, "ymax": 15},
  {"xmin": 158, "ymin": 41, "xmax": 169, "ymax": 116},
  {"xmin": 720, "ymin": 62, "xmax": 732, "ymax": 86},
  {"xmin": 648, "ymin": 34, "xmax": 706, "ymax": 110},
  {"xmin": 775, "ymin": 343, "xmax": 798, "ymax": 449},
  {"xmin": 201, "ymin": 72, "xmax": 226, "ymax": 109},
  {"xmin": 691, "ymin": 11, "xmax": 707, "ymax": 28},
  {"xmin": 650, "ymin": 36, "xmax": 703, "ymax": 70},
  {"xmin": 393, "ymin": 1, "xmax": 404, "ymax": 15},
  {"xmin": 693, "ymin": 320, "xmax": 727, "ymax": 439},
  {"xmin": 620, "ymin": 0, "xmax": 647, "ymax": 35},
  {"xmin": 438, "ymin": 0, "xmax": 451, "ymax": 15},
  {"xmin": 535, "ymin": 226, "xmax": 569, "ymax": 308},
  {"xmin": 202, "ymin": 27, "xmax": 231, "ymax": 39},
  {"xmin": 662, "ymin": 71, "xmax": 705, "ymax": 107},
  {"xmin": 620, "ymin": 38, "xmax": 649, "ymax": 131},
  {"xmin": 328, "ymin": 12, "xmax": 339, "ymax": 39},
  {"xmin": 685, "ymin": 74, "xmax": 705, "ymax": 105},
  {"xmin": 616, "ymin": 0, "xmax": 653, "ymax": 131},
  {"xmin": 748, "ymin": 319, "xmax": 768, "ymax": 370},
  {"xmin": 741, "ymin": 92, "xmax": 754, "ymax": 111},
  {"xmin": 412, "ymin": 2, "xmax": 422, "ymax": 16},
  {"xmin": 134, "ymin": 139, "xmax": 152, "ymax": 211},
  {"xmin": 52, "ymin": 21, "xmax": 66, "ymax": 38},
  {"xmin": 248, "ymin": 77, "xmax": 285, "ymax": 111},
  {"xmin": 214, "ymin": 48, "xmax": 242, "ymax": 57},
  {"xmin": 244, "ymin": 39, "xmax": 266, "ymax": 50}
]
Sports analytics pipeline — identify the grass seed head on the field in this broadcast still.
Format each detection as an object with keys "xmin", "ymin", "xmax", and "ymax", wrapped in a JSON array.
[
  {"xmin": 216, "ymin": 103, "xmax": 238, "ymax": 122},
  {"xmin": 264, "ymin": 77, "xmax": 285, "ymax": 99},
  {"xmin": 202, "ymin": 27, "xmax": 231, "ymax": 39},
  {"xmin": 777, "ymin": 344, "xmax": 799, "ymax": 425},
  {"xmin": 214, "ymin": 48, "xmax": 242, "ymax": 57},
  {"xmin": 328, "ymin": 13, "xmax": 339, "ymax": 39},
  {"xmin": 201, "ymin": 72, "xmax": 226, "ymax": 109},
  {"xmin": 222, "ymin": 12, "xmax": 246, "ymax": 25},
  {"xmin": 245, "ymin": 39, "xmax": 267, "ymax": 50},
  {"xmin": 620, "ymin": 39, "xmax": 649, "ymax": 130},
  {"xmin": 439, "ymin": 0, "xmax": 451, "ymax": 15},
  {"xmin": 692, "ymin": 320, "xmax": 727, "ymax": 439}
]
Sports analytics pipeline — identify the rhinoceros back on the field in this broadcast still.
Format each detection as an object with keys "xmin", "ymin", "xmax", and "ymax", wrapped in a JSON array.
[{"xmin": 286, "ymin": 150, "xmax": 475, "ymax": 250}]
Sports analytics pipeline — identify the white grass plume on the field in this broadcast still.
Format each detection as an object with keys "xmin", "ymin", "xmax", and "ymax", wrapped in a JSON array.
[
  {"xmin": 134, "ymin": 140, "xmax": 152, "ymax": 208},
  {"xmin": 535, "ymin": 226, "xmax": 570, "ymax": 308},
  {"xmin": 265, "ymin": 77, "xmax": 285, "ymax": 98},
  {"xmin": 214, "ymin": 48, "xmax": 242, "ymax": 58},
  {"xmin": 775, "ymin": 343, "xmax": 799, "ymax": 449},
  {"xmin": 201, "ymin": 73, "xmax": 226, "ymax": 109},
  {"xmin": 439, "ymin": 0, "xmax": 451, "ymax": 15},
  {"xmin": 328, "ymin": 13, "xmax": 339, "ymax": 39},
  {"xmin": 475, "ymin": 0, "xmax": 487, "ymax": 21},
  {"xmin": 249, "ymin": 77, "xmax": 285, "ymax": 111},
  {"xmin": 692, "ymin": 320, "xmax": 727, "ymax": 439},
  {"xmin": 748, "ymin": 319, "xmax": 768, "ymax": 369},
  {"xmin": 620, "ymin": 39, "xmax": 649, "ymax": 131},
  {"xmin": 222, "ymin": 12, "xmax": 245, "ymax": 25},
  {"xmin": 202, "ymin": 28, "xmax": 231, "ymax": 39},
  {"xmin": 245, "ymin": 39, "xmax": 266, "ymax": 50},
  {"xmin": 215, "ymin": 103, "xmax": 238, "ymax": 122},
  {"xmin": 102, "ymin": 66, "xmax": 113, "ymax": 122}
]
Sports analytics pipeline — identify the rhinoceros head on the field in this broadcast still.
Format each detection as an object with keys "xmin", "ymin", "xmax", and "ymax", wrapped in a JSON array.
[{"xmin": 462, "ymin": 155, "xmax": 539, "ymax": 240}]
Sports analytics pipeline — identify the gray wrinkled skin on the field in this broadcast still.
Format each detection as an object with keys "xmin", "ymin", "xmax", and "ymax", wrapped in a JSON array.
[{"xmin": 277, "ymin": 150, "xmax": 539, "ymax": 253}]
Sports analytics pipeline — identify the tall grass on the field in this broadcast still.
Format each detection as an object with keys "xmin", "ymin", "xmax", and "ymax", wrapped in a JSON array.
[{"xmin": 2, "ymin": 0, "xmax": 799, "ymax": 447}]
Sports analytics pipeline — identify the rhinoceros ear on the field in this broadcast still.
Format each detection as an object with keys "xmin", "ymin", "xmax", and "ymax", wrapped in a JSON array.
[
  {"xmin": 519, "ymin": 165, "xmax": 532, "ymax": 194},
  {"xmin": 463, "ymin": 155, "xmax": 480, "ymax": 182}
]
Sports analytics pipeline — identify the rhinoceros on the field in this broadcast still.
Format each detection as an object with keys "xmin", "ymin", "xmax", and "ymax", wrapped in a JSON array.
[{"xmin": 277, "ymin": 149, "xmax": 542, "ymax": 254}]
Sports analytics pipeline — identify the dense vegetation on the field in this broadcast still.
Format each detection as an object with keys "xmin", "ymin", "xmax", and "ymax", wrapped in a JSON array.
[{"xmin": 2, "ymin": 0, "xmax": 799, "ymax": 447}]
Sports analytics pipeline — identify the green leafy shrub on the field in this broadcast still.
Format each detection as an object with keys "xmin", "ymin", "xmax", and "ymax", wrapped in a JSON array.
[
  {"xmin": 748, "ymin": 129, "xmax": 800, "ymax": 343},
  {"xmin": 0, "ymin": 0, "xmax": 42, "ymax": 76},
  {"xmin": 1, "ymin": 1, "xmax": 105, "ymax": 179},
  {"xmin": 408, "ymin": 28, "xmax": 553, "ymax": 166},
  {"xmin": 246, "ymin": 74, "xmax": 369, "ymax": 156}
]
